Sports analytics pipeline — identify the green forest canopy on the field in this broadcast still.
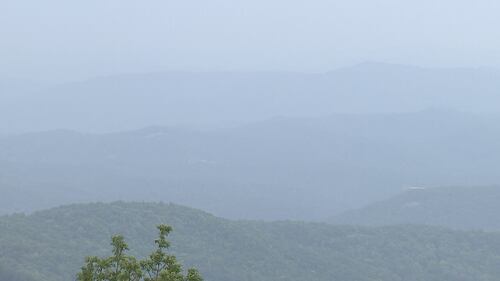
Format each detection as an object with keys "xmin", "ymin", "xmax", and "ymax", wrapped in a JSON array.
[{"xmin": 2, "ymin": 202, "xmax": 500, "ymax": 281}]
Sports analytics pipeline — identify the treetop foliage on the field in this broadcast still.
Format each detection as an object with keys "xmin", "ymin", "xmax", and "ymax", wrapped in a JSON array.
[{"xmin": 77, "ymin": 224, "xmax": 202, "ymax": 281}]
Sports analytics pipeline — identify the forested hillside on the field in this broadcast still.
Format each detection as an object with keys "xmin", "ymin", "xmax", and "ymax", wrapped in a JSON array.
[
  {"xmin": 330, "ymin": 186, "xmax": 500, "ymax": 230},
  {"xmin": 2, "ymin": 202, "xmax": 500, "ymax": 281}
]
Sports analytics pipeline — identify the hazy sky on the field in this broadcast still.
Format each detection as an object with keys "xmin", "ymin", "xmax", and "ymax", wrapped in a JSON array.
[{"xmin": 2, "ymin": 0, "xmax": 500, "ymax": 82}]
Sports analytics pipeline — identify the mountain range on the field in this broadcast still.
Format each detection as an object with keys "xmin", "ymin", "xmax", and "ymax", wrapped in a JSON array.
[{"xmin": 3, "ymin": 110, "xmax": 500, "ymax": 220}]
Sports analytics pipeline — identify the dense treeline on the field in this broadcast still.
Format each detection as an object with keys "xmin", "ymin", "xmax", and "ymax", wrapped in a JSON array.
[{"xmin": 2, "ymin": 202, "xmax": 500, "ymax": 281}]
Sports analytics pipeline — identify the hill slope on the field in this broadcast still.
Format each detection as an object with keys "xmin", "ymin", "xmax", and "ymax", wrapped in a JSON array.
[
  {"xmin": 2, "ymin": 202, "xmax": 500, "ymax": 281},
  {"xmin": 329, "ymin": 186, "xmax": 500, "ymax": 230}
]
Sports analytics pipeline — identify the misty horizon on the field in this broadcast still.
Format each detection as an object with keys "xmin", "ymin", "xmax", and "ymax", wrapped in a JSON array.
[{"xmin": 3, "ymin": 0, "xmax": 500, "ymax": 82}]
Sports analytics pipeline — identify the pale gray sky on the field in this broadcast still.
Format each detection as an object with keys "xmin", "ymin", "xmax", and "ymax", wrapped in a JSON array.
[{"xmin": 2, "ymin": 0, "xmax": 500, "ymax": 82}]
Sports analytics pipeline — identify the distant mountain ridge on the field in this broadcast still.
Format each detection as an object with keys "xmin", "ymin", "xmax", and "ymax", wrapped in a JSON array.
[
  {"xmin": 4, "ymin": 63, "xmax": 500, "ymax": 133},
  {"xmin": 3, "ymin": 110, "xmax": 500, "ymax": 220}
]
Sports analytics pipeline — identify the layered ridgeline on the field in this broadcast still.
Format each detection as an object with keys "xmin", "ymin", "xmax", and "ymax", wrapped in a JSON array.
[
  {"xmin": 330, "ymin": 186, "xmax": 500, "ymax": 231},
  {"xmin": 3, "ymin": 202, "xmax": 500, "ymax": 281},
  {"xmin": 4, "ymin": 63, "xmax": 500, "ymax": 133},
  {"xmin": 3, "ymin": 110, "xmax": 500, "ymax": 221}
]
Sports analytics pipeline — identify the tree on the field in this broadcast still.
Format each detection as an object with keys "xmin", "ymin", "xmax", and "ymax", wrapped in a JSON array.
[{"xmin": 77, "ymin": 225, "xmax": 202, "ymax": 281}]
